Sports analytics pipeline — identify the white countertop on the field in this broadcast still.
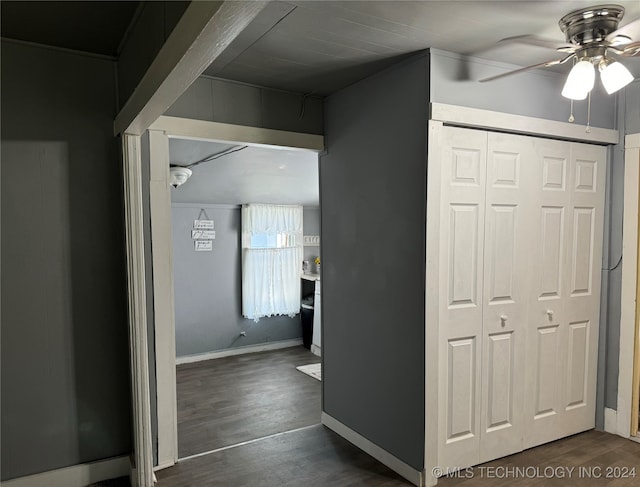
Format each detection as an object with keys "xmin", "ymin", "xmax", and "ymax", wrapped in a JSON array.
[{"xmin": 301, "ymin": 273, "xmax": 320, "ymax": 281}]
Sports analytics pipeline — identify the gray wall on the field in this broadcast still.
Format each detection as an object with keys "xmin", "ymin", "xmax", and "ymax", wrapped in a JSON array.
[
  {"xmin": 320, "ymin": 52, "xmax": 428, "ymax": 471},
  {"xmin": 625, "ymin": 80, "xmax": 640, "ymax": 134},
  {"xmin": 166, "ymin": 76, "xmax": 324, "ymax": 135},
  {"xmin": 172, "ymin": 204, "xmax": 320, "ymax": 357},
  {"xmin": 1, "ymin": 41, "xmax": 130, "ymax": 480},
  {"xmin": 117, "ymin": 1, "xmax": 191, "ymax": 109}
]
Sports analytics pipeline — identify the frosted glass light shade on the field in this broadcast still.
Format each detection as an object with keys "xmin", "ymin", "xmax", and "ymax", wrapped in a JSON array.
[
  {"xmin": 562, "ymin": 60, "xmax": 595, "ymax": 100},
  {"xmin": 600, "ymin": 61, "xmax": 633, "ymax": 94}
]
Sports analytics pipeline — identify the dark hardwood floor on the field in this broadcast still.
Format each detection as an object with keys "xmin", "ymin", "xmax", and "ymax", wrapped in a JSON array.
[
  {"xmin": 157, "ymin": 428, "xmax": 640, "ymax": 487},
  {"xmin": 166, "ymin": 346, "xmax": 640, "ymax": 486},
  {"xmin": 438, "ymin": 430, "xmax": 640, "ymax": 486},
  {"xmin": 177, "ymin": 346, "xmax": 321, "ymax": 457},
  {"xmin": 157, "ymin": 424, "xmax": 410, "ymax": 487}
]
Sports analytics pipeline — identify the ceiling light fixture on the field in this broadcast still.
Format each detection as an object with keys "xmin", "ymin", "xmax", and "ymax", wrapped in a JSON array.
[
  {"xmin": 561, "ymin": 54, "xmax": 633, "ymax": 100},
  {"xmin": 562, "ymin": 59, "xmax": 595, "ymax": 100},
  {"xmin": 599, "ymin": 58, "xmax": 634, "ymax": 94}
]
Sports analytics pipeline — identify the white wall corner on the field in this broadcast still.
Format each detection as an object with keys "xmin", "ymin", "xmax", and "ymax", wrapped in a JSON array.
[{"xmin": 604, "ymin": 407, "xmax": 618, "ymax": 434}]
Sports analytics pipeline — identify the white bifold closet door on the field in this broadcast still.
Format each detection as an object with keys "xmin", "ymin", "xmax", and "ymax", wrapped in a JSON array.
[
  {"xmin": 525, "ymin": 138, "xmax": 606, "ymax": 448},
  {"xmin": 436, "ymin": 126, "xmax": 606, "ymax": 472}
]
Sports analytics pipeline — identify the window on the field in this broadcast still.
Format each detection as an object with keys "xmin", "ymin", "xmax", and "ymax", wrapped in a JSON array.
[{"xmin": 241, "ymin": 204, "xmax": 303, "ymax": 321}]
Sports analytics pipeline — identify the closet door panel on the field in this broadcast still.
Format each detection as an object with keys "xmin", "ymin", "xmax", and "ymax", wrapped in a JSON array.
[
  {"xmin": 534, "ymin": 324, "xmax": 562, "ymax": 416},
  {"xmin": 438, "ymin": 126, "xmax": 486, "ymax": 470},
  {"xmin": 479, "ymin": 133, "xmax": 532, "ymax": 462},
  {"xmin": 525, "ymin": 139, "xmax": 571, "ymax": 448},
  {"xmin": 561, "ymin": 143, "xmax": 606, "ymax": 435}
]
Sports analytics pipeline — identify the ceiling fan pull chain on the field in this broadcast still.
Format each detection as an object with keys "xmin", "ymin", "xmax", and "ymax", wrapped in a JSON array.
[
  {"xmin": 568, "ymin": 98, "xmax": 575, "ymax": 123},
  {"xmin": 586, "ymin": 90, "xmax": 592, "ymax": 133},
  {"xmin": 567, "ymin": 57, "xmax": 576, "ymax": 123}
]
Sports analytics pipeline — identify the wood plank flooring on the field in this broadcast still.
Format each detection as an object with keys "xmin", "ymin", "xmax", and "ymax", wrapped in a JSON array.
[
  {"xmin": 157, "ymin": 424, "xmax": 410, "ymax": 487},
  {"xmin": 168, "ymin": 346, "xmax": 640, "ymax": 486},
  {"xmin": 177, "ymin": 346, "xmax": 321, "ymax": 457},
  {"xmin": 158, "ymin": 428, "xmax": 640, "ymax": 487},
  {"xmin": 438, "ymin": 430, "xmax": 640, "ymax": 486}
]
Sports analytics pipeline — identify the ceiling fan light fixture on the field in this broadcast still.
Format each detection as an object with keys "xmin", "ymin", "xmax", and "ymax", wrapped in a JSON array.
[
  {"xmin": 599, "ymin": 59, "xmax": 634, "ymax": 94},
  {"xmin": 562, "ymin": 59, "xmax": 595, "ymax": 100}
]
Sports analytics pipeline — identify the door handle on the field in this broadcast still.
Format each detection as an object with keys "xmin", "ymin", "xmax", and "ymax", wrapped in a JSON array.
[
  {"xmin": 500, "ymin": 315, "xmax": 508, "ymax": 326},
  {"xmin": 546, "ymin": 309, "xmax": 554, "ymax": 319}
]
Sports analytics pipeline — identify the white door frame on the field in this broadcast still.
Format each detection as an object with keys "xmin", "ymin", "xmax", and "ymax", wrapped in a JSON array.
[
  {"xmin": 616, "ymin": 132, "xmax": 640, "ymax": 438},
  {"xmin": 147, "ymin": 115, "xmax": 323, "ymax": 467},
  {"xmin": 122, "ymin": 135, "xmax": 155, "ymax": 487},
  {"xmin": 425, "ymin": 103, "xmax": 617, "ymax": 487}
]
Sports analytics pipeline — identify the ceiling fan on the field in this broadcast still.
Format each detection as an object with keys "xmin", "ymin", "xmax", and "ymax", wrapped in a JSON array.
[{"xmin": 481, "ymin": 4, "xmax": 639, "ymax": 100}]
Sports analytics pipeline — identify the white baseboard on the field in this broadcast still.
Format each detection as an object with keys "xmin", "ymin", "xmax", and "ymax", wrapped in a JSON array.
[
  {"xmin": 604, "ymin": 408, "xmax": 618, "ymax": 435},
  {"xmin": 153, "ymin": 461, "xmax": 175, "ymax": 472},
  {"xmin": 1, "ymin": 455, "xmax": 130, "ymax": 487},
  {"xmin": 311, "ymin": 344, "xmax": 321, "ymax": 357},
  {"xmin": 321, "ymin": 412, "xmax": 423, "ymax": 487},
  {"xmin": 176, "ymin": 339, "xmax": 303, "ymax": 365}
]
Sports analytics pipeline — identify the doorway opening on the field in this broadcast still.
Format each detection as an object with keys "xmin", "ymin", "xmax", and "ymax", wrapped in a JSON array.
[
  {"xmin": 145, "ymin": 116, "xmax": 325, "ymax": 468},
  {"xmin": 167, "ymin": 136, "xmax": 322, "ymax": 458}
]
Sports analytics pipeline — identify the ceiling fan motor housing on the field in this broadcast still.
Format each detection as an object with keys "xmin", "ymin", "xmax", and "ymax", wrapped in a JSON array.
[{"xmin": 559, "ymin": 4, "xmax": 624, "ymax": 45}]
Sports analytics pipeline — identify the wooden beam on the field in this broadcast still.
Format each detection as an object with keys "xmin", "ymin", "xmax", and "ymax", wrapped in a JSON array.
[{"xmin": 114, "ymin": 1, "xmax": 268, "ymax": 136}]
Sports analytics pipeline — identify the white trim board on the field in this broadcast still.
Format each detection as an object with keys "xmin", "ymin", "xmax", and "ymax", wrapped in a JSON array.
[
  {"xmin": 424, "ymin": 121, "xmax": 443, "ymax": 487},
  {"xmin": 321, "ymin": 412, "xmax": 424, "ymax": 487},
  {"xmin": 149, "ymin": 116, "xmax": 324, "ymax": 152},
  {"xmin": 149, "ymin": 130, "xmax": 179, "ymax": 470},
  {"xmin": 176, "ymin": 339, "xmax": 303, "ymax": 365},
  {"xmin": 605, "ymin": 408, "xmax": 618, "ymax": 435},
  {"xmin": 122, "ymin": 135, "xmax": 154, "ymax": 487},
  {"xmin": 430, "ymin": 103, "xmax": 618, "ymax": 145},
  {"xmin": 0, "ymin": 456, "xmax": 130, "ymax": 487},
  {"xmin": 617, "ymin": 132, "xmax": 640, "ymax": 438}
]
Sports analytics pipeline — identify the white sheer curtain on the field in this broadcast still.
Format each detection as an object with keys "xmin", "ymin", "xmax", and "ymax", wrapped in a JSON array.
[{"xmin": 242, "ymin": 204, "xmax": 303, "ymax": 321}]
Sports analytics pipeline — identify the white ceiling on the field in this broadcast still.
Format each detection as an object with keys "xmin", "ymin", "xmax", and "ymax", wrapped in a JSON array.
[
  {"xmin": 204, "ymin": 0, "xmax": 640, "ymax": 95},
  {"xmin": 169, "ymin": 138, "xmax": 319, "ymax": 207}
]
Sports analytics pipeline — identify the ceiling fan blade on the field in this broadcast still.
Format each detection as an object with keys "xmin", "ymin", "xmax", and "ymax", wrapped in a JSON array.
[
  {"xmin": 616, "ymin": 41, "xmax": 640, "ymax": 57},
  {"xmin": 607, "ymin": 17, "xmax": 640, "ymax": 43},
  {"xmin": 496, "ymin": 35, "xmax": 576, "ymax": 52},
  {"xmin": 479, "ymin": 54, "xmax": 575, "ymax": 83}
]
